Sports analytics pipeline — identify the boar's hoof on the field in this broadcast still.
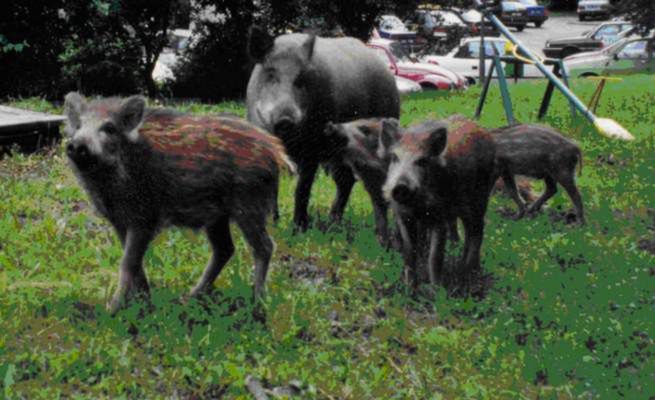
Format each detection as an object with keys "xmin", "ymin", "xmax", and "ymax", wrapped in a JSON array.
[
  {"xmin": 107, "ymin": 283, "xmax": 150, "ymax": 315},
  {"xmin": 292, "ymin": 216, "xmax": 310, "ymax": 233},
  {"xmin": 512, "ymin": 209, "xmax": 526, "ymax": 220}
]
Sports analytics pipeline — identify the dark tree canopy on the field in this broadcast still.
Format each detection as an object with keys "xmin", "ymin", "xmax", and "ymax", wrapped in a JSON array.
[{"xmin": 617, "ymin": 0, "xmax": 655, "ymax": 35}]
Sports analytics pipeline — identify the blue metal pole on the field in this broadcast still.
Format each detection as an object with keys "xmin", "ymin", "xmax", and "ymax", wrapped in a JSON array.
[{"xmin": 482, "ymin": 9, "xmax": 595, "ymax": 123}]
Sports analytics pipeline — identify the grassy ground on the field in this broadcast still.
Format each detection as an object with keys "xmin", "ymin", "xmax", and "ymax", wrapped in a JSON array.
[{"xmin": 1, "ymin": 75, "xmax": 653, "ymax": 399}]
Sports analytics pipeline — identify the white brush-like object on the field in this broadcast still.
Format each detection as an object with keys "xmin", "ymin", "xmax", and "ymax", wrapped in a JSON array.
[{"xmin": 594, "ymin": 118, "xmax": 635, "ymax": 141}]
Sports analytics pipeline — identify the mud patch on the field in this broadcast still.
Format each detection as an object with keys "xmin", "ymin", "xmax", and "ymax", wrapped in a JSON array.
[
  {"xmin": 281, "ymin": 254, "xmax": 329, "ymax": 286},
  {"xmin": 547, "ymin": 207, "xmax": 582, "ymax": 225}
]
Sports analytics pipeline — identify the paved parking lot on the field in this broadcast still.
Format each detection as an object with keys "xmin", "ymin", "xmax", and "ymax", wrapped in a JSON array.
[{"xmin": 511, "ymin": 13, "xmax": 611, "ymax": 57}]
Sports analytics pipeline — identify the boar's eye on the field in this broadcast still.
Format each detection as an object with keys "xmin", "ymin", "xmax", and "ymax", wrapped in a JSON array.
[{"xmin": 101, "ymin": 123, "xmax": 118, "ymax": 136}]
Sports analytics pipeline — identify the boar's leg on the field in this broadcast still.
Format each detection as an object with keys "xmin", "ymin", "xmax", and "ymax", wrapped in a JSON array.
[
  {"xmin": 557, "ymin": 173, "xmax": 585, "ymax": 225},
  {"xmin": 501, "ymin": 172, "xmax": 527, "ymax": 219},
  {"xmin": 428, "ymin": 224, "xmax": 448, "ymax": 285},
  {"xmin": 362, "ymin": 179, "xmax": 390, "ymax": 247},
  {"xmin": 328, "ymin": 163, "xmax": 356, "ymax": 223},
  {"xmin": 527, "ymin": 176, "xmax": 557, "ymax": 215},
  {"xmin": 189, "ymin": 216, "xmax": 235, "ymax": 298},
  {"xmin": 235, "ymin": 212, "xmax": 274, "ymax": 301},
  {"xmin": 460, "ymin": 213, "xmax": 485, "ymax": 283},
  {"xmin": 293, "ymin": 162, "xmax": 319, "ymax": 231},
  {"xmin": 396, "ymin": 214, "xmax": 422, "ymax": 290},
  {"xmin": 108, "ymin": 227, "xmax": 155, "ymax": 314}
]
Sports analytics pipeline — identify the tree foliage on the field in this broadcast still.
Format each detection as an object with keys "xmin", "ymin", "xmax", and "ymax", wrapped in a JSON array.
[{"xmin": 617, "ymin": 0, "xmax": 655, "ymax": 35}]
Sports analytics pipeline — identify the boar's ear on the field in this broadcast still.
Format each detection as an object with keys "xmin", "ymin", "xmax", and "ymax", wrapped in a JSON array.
[
  {"xmin": 248, "ymin": 25, "xmax": 274, "ymax": 62},
  {"xmin": 426, "ymin": 123, "xmax": 449, "ymax": 162},
  {"xmin": 64, "ymin": 92, "xmax": 85, "ymax": 134},
  {"xmin": 302, "ymin": 34, "xmax": 316, "ymax": 61},
  {"xmin": 116, "ymin": 96, "xmax": 146, "ymax": 141},
  {"xmin": 379, "ymin": 118, "xmax": 400, "ymax": 150}
]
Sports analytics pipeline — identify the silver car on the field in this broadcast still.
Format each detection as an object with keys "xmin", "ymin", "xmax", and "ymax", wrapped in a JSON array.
[
  {"xmin": 577, "ymin": 0, "xmax": 611, "ymax": 21},
  {"xmin": 564, "ymin": 37, "xmax": 655, "ymax": 77}
]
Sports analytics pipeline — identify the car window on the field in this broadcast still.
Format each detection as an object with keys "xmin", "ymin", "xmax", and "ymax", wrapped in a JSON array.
[
  {"xmin": 592, "ymin": 24, "xmax": 621, "ymax": 41},
  {"xmin": 617, "ymin": 40, "xmax": 648, "ymax": 59},
  {"xmin": 465, "ymin": 41, "xmax": 505, "ymax": 58},
  {"xmin": 502, "ymin": 2, "xmax": 521, "ymax": 12}
]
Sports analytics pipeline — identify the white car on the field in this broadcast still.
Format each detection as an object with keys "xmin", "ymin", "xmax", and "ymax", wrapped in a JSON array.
[{"xmin": 421, "ymin": 37, "xmax": 508, "ymax": 84}]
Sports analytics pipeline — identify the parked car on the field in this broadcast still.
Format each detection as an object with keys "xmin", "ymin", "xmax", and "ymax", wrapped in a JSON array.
[
  {"xmin": 518, "ymin": 0, "xmax": 549, "ymax": 27},
  {"xmin": 451, "ymin": 8, "xmax": 500, "ymax": 36},
  {"xmin": 422, "ymin": 37, "xmax": 508, "ymax": 84},
  {"xmin": 543, "ymin": 21, "xmax": 635, "ymax": 59},
  {"xmin": 367, "ymin": 38, "xmax": 467, "ymax": 90},
  {"xmin": 405, "ymin": 7, "xmax": 470, "ymax": 39},
  {"xmin": 495, "ymin": 1, "xmax": 528, "ymax": 32},
  {"xmin": 577, "ymin": 0, "xmax": 612, "ymax": 21},
  {"xmin": 377, "ymin": 15, "xmax": 417, "ymax": 45},
  {"xmin": 564, "ymin": 37, "xmax": 655, "ymax": 77}
]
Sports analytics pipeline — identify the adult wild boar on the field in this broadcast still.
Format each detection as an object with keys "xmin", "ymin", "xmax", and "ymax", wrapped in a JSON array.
[
  {"xmin": 64, "ymin": 93, "xmax": 291, "ymax": 314},
  {"xmin": 246, "ymin": 26, "xmax": 400, "ymax": 231}
]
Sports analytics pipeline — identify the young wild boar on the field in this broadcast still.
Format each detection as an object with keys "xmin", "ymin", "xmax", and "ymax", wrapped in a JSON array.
[
  {"xmin": 323, "ymin": 118, "xmax": 400, "ymax": 247},
  {"xmin": 491, "ymin": 124, "xmax": 585, "ymax": 224},
  {"xmin": 246, "ymin": 26, "xmax": 400, "ymax": 232},
  {"xmin": 380, "ymin": 115, "xmax": 496, "ymax": 288},
  {"xmin": 64, "ymin": 93, "xmax": 292, "ymax": 314}
]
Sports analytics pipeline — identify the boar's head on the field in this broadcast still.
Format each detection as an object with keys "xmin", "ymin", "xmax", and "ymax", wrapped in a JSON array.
[
  {"xmin": 380, "ymin": 120, "xmax": 448, "ymax": 206},
  {"xmin": 325, "ymin": 118, "xmax": 400, "ymax": 169},
  {"xmin": 247, "ymin": 26, "xmax": 321, "ymax": 139},
  {"xmin": 64, "ymin": 92, "xmax": 145, "ymax": 172}
]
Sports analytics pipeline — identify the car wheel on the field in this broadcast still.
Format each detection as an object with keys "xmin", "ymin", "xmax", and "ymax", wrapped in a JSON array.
[
  {"xmin": 579, "ymin": 72, "xmax": 598, "ymax": 78},
  {"xmin": 516, "ymin": 25, "xmax": 525, "ymax": 32},
  {"xmin": 535, "ymin": 21, "xmax": 544, "ymax": 28}
]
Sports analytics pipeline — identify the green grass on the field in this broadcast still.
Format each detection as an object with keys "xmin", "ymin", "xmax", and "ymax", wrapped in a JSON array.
[{"xmin": 1, "ymin": 75, "xmax": 654, "ymax": 399}]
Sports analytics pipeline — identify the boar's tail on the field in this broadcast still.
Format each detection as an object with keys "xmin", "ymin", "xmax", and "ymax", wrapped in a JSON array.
[{"xmin": 576, "ymin": 148, "xmax": 583, "ymax": 176}]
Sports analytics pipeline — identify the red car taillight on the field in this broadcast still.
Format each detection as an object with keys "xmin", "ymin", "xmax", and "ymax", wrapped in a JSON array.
[
  {"xmin": 433, "ymin": 27, "xmax": 447, "ymax": 33},
  {"xmin": 471, "ymin": 25, "xmax": 479, "ymax": 34}
]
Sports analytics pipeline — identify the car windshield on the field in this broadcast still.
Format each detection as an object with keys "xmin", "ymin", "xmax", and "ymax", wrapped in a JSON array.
[
  {"xmin": 502, "ymin": 2, "xmax": 524, "ymax": 11},
  {"xmin": 460, "ymin": 9, "xmax": 483, "ymax": 23},
  {"xmin": 519, "ymin": 0, "xmax": 538, "ymax": 5},
  {"xmin": 389, "ymin": 41, "xmax": 413, "ymax": 62},
  {"xmin": 380, "ymin": 16, "xmax": 408, "ymax": 32}
]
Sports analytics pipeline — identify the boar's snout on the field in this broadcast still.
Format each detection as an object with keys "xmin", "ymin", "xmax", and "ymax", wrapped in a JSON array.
[
  {"xmin": 273, "ymin": 116, "xmax": 296, "ymax": 136},
  {"xmin": 67, "ymin": 141, "xmax": 95, "ymax": 169},
  {"xmin": 391, "ymin": 182, "xmax": 414, "ymax": 205}
]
